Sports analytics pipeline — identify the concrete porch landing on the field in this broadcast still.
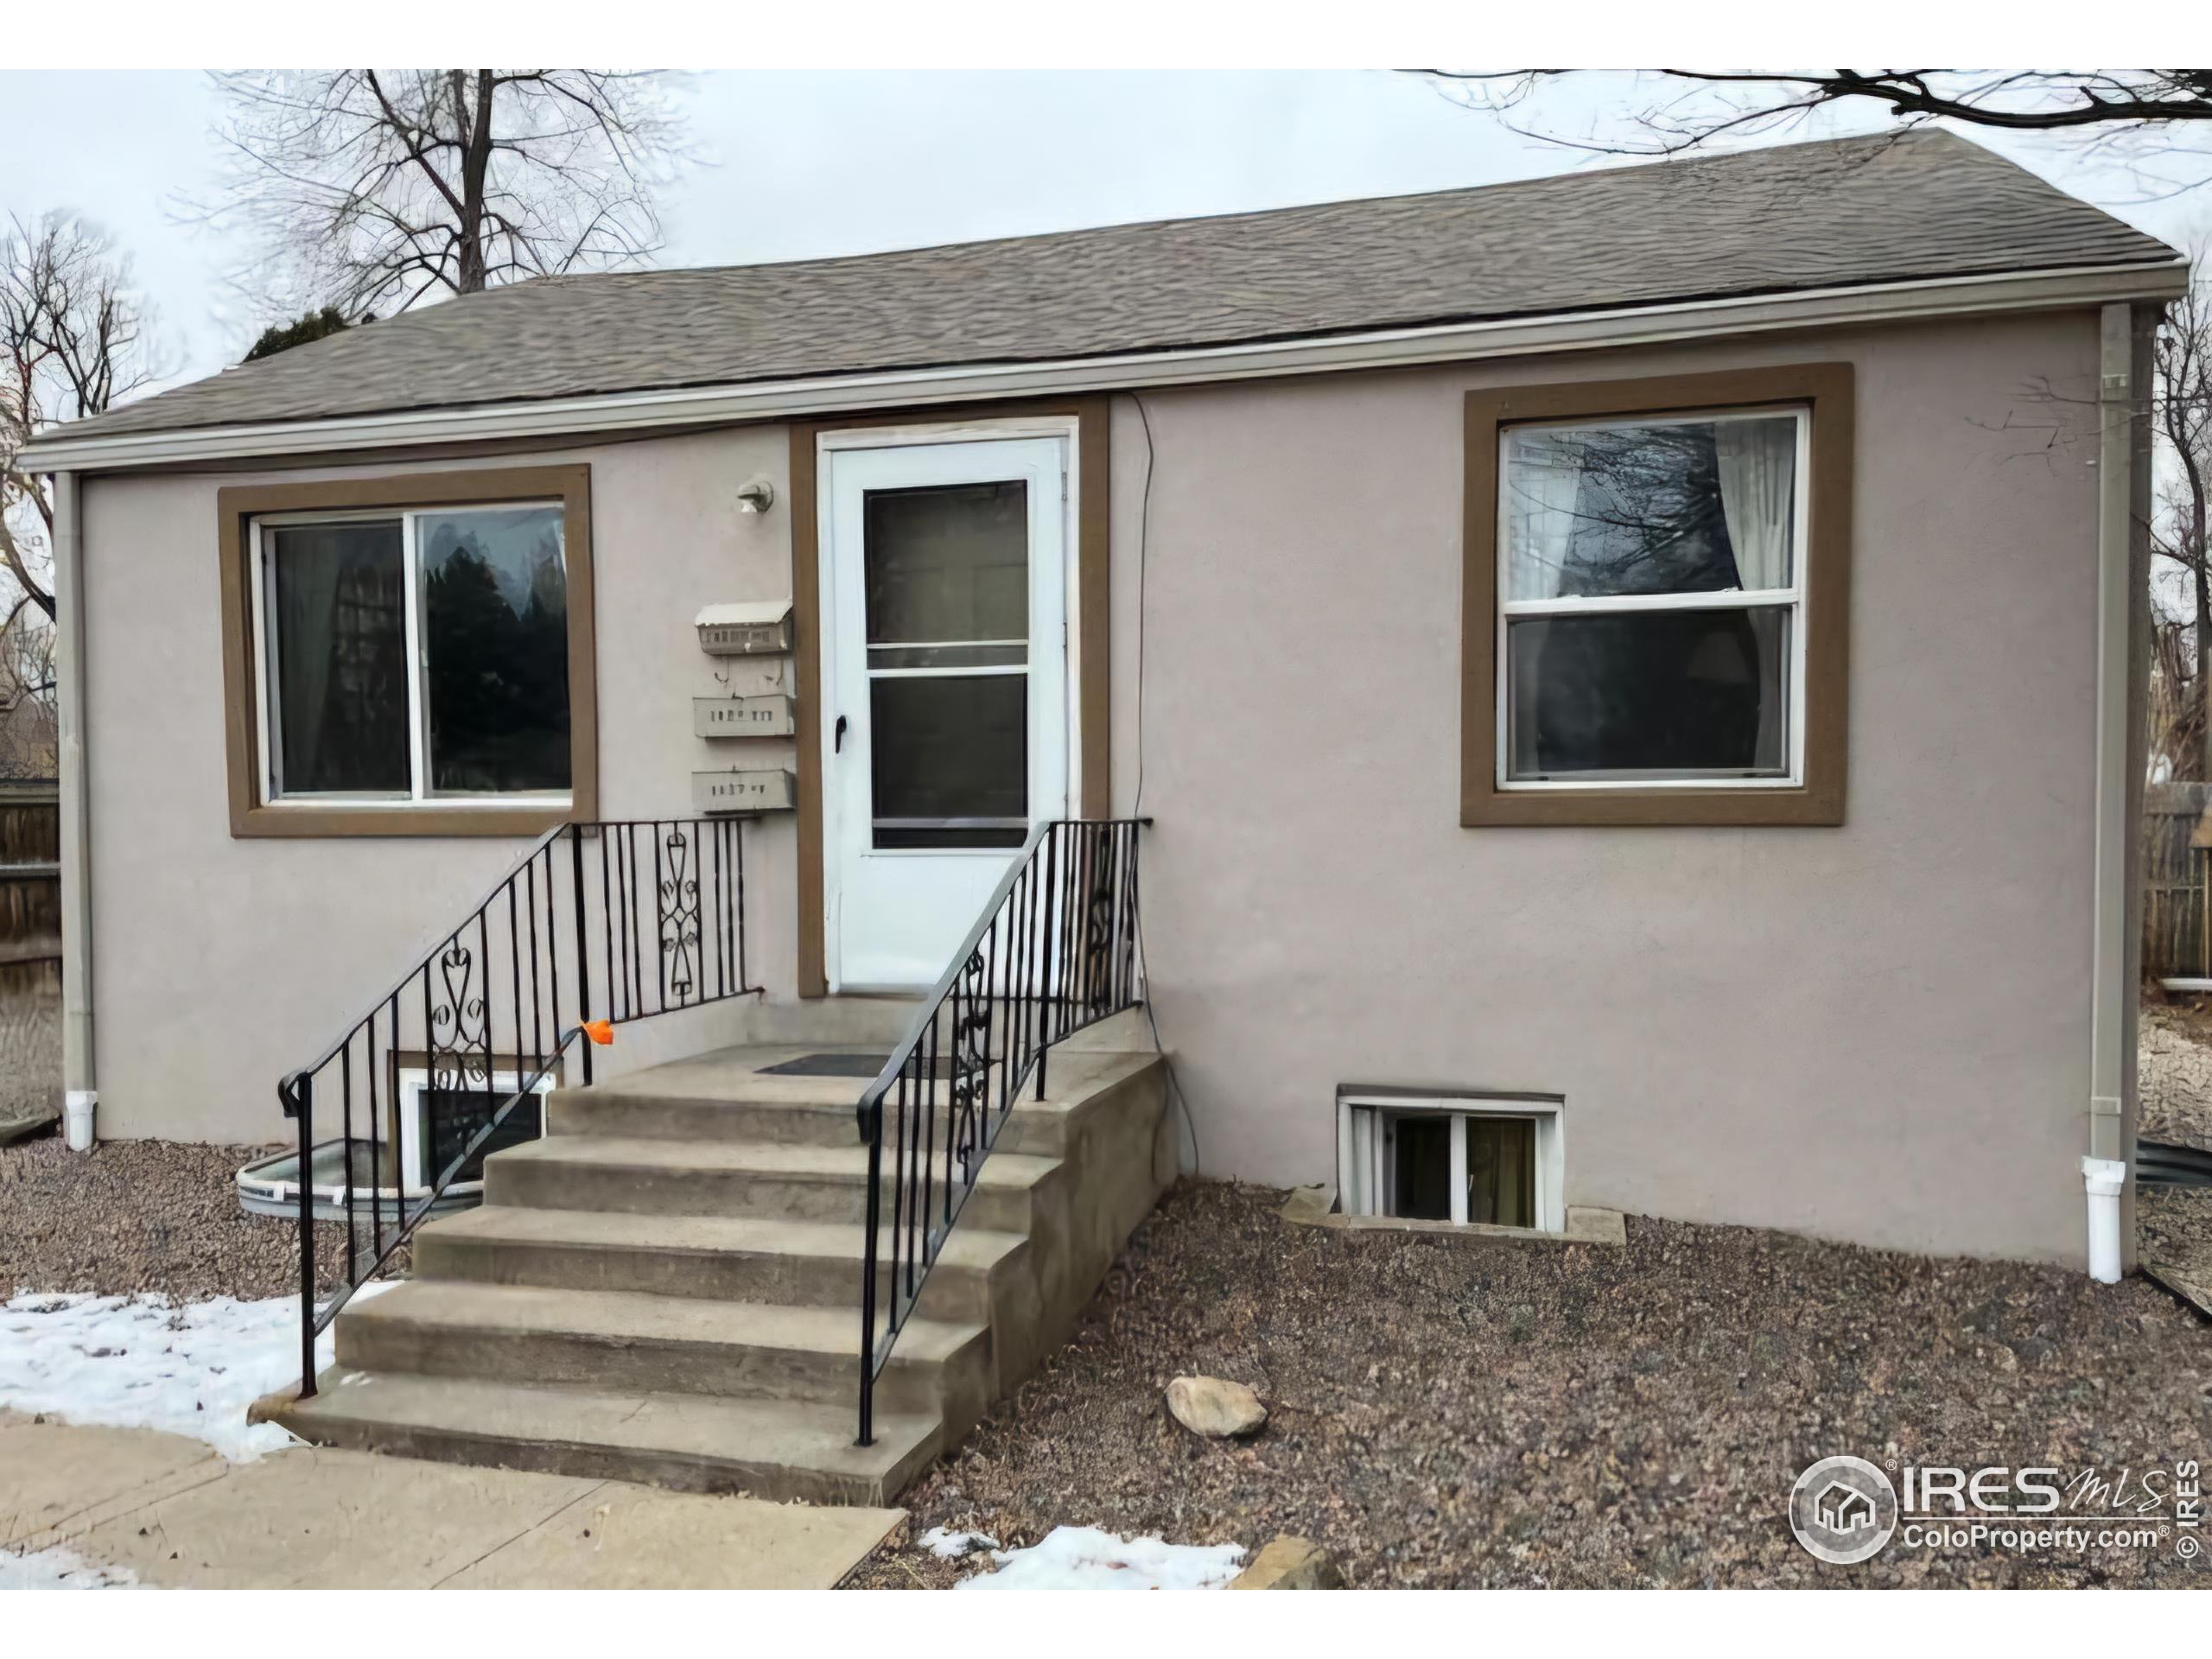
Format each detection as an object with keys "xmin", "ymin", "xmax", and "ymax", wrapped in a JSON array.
[{"xmin": 268, "ymin": 1033, "xmax": 1175, "ymax": 1505}]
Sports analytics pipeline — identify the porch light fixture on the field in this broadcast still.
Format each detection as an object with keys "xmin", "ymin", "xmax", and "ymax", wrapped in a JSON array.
[{"xmin": 735, "ymin": 479, "xmax": 776, "ymax": 515}]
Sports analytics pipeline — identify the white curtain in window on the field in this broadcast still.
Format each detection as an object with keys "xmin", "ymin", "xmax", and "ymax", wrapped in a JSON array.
[
  {"xmin": 1713, "ymin": 419, "xmax": 1796, "ymax": 592},
  {"xmin": 1502, "ymin": 433, "xmax": 1584, "ymax": 601}
]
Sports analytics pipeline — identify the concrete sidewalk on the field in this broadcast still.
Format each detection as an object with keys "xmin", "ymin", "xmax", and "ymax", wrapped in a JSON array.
[{"xmin": 0, "ymin": 1410, "xmax": 902, "ymax": 1588}]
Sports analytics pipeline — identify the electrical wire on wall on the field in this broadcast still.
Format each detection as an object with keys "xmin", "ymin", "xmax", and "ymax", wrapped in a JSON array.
[{"xmin": 1124, "ymin": 391, "xmax": 1199, "ymax": 1174}]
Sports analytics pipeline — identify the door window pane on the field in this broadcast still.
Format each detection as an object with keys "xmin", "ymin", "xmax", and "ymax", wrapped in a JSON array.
[
  {"xmin": 1504, "ymin": 414, "xmax": 1797, "ymax": 601},
  {"xmin": 419, "ymin": 508, "xmax": 570, "ymax": 795},
  {"xmin": 1507, "ymin": 607, "xmax": 1790, "ymax": 779},
  {"xmin": 870, "ymin": 675, "xmax": 1027, "ymax": 849},
  {"xmin": 268, "ymin": 522, "xmax": 409, "ymax": 795},
  {"xmin": 864, "ymin": 481, "xmax": 1028, "ymax": 656}
]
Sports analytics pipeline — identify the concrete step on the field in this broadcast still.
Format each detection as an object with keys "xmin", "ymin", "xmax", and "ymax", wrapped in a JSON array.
[
  {"xmin": 546, "ymin": 1043, "xmax": 1027, "ymax": 1149},
  {"xmin": 728, "ymin": 995, "xmax": 926, "ymax": 1050},
  {"xmin": 547, "ymin": 1050, "xmax": 1128, "ymax": 1160},
  {"xmin": 264, "ymin": 1370, "xmax": 938, "ymax": 1506},
  {"xmin": 485, "ymin": 1134, "xmax": 1062, "ymax": 1231},
  {"xmin": 413, "ymin": 1204, "xmax": 1027, "ymax": 1325},
  {"xmin": 334, "ymin": 1281, "xmax": 988, "ymax": 1422}
]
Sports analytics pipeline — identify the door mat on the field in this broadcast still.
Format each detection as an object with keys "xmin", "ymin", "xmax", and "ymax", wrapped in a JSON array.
[{"xmin": 758, "ymin": 1052, "xmax": 952, "ymax": 1079}]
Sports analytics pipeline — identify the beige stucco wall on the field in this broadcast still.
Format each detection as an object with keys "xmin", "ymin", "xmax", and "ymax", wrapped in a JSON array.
[
  {"xmin": 80, "ymin": 427, "xmax": 799, "ymax": 1145},
  {"xmin": 79, "ymin": 306, "xmax": 2108, "ymax": 1263},
  {"xmin": 1104, "ymin": 312, "xmax": 2106, "ymax": 1264}
]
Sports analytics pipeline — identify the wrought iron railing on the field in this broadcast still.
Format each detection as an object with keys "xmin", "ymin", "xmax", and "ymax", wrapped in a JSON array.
[
  {"xmin": 276, "ymin": 817, "xmax": 760, "ymax": 1398},
  {"xmin": 855, "ymin": 817, "xmax": 1148, "ymax": 1446}
]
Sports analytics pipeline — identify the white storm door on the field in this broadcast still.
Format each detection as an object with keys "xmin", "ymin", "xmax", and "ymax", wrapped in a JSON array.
[{"xmin": 821, "ymin": 435, "xmax": 1070, "ymax": 990}]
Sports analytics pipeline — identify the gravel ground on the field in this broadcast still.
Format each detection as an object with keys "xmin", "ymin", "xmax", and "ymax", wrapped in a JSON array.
[
  {"xmin": 0, "ymin": 1135, "xmax": 357, "ymax": 1302},
  {"xmin": 2139, "ymin": 1186, "xmax": 2212, "ymax": 1318},
  {"xmin": 853, "ymin": 1181, "xmax": 2212, "ymax": 1590},
  {"xmin": 2139, "ymin": 1003, "xmax": 2212, "ymax": 1154}
]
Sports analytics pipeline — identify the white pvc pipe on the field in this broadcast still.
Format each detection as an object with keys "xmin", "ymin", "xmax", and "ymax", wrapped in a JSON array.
[
  {"xmin": 2082, "ymin": 1157, "xmax": 2126, "ymax": 1284},
  {"xmin": 63, "ymin": 1090, "xmax": 95, "ymax": 1153}
]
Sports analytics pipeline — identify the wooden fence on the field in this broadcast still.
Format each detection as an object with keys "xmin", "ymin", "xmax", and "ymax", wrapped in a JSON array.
[
  {"xmin": 0, "ymin": 785, "xmax": 60, "ymax": 968},
  {"xmin": 2145, "ymin": 782, "xmax": 2212, "ymax": 982}
]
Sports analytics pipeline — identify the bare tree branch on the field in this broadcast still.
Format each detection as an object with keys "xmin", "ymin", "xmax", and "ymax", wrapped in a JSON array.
[
  {"xmin": 191, "ymin": 69, "xmax": 692, "ymax": 319},
  {"xmin": 1425, "ymin": 70, "xmax": 2212, "ymax": 197},
  {"xmin": 1, "ymin": 213, "xmax": 157, "ymax": 622}
]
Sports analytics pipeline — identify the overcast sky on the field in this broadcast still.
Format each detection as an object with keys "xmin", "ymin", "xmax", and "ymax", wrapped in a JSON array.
[{"xmin": 2, "ymin": 67, "xmax": 2204, "ymax": 399}]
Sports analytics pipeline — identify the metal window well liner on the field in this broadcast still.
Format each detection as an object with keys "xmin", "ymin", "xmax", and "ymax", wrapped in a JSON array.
[{"xmin": 235, "ymin": 1138, "xmax": 486, "ymax": 1224}]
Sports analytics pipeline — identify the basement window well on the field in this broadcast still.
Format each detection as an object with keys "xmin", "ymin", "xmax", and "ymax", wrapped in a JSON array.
[{"xmin": 1337, "ymin": 1090, "xmax": 1563, "ymax": 1232}]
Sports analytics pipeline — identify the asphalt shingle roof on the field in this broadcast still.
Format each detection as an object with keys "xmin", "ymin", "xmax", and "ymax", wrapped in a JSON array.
[{"xmin": 64, "ymin": 130, "xmax": 2177, "ymax": 443}]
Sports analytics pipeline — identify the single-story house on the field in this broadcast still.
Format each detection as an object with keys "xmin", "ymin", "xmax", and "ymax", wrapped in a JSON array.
[{"xmin": 17, "ymin": 129, "xmax": 2187, "ymax": 1487}]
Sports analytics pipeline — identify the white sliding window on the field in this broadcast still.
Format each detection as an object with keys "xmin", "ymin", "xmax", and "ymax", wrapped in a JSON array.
[{"xmin": 252, "ymin": 503, "xmax": 571, "ymax": 806}]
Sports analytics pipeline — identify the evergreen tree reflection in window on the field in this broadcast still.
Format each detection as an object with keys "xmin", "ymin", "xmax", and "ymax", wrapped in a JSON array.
[{"xmin": 419, "ymin": 508, "xmax": 570, "ymax": 794}]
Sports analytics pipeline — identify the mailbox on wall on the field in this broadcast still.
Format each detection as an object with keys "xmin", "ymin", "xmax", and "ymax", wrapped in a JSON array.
[
  {"xmin": 692, "ymin": 766, "xmax": 797, "ymax": 815},
  {"xmin": 693, "ymin": 694, "xmax": 798, "ymax": 739},
  {"xmin": 695, "ymin": 600, "xmax": 794, "ymax": 657}
]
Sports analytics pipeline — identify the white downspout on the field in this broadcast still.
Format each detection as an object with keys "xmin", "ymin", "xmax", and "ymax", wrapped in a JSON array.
[
  {"xmin": 2084, "ymin": 302, "xmax": 2152, "ymax": 1280},
  {"xmin": 53, "ymin": 468, "xmax": 96, "ymax": 1150}
]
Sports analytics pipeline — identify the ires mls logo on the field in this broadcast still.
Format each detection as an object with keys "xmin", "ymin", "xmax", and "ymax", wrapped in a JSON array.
[
  {"xmin": 1789, "ymin": 1457, "xmax": 1900, "ymax": 1565},
  {"xmin": 1792, "ymin": 1457, "xmax": 2205, "ymax": 1565}
]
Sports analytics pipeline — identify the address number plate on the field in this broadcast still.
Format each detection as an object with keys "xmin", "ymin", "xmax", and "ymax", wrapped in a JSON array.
[
  {"xmin": 691, "ymin": 767, "xmax": 797, "ymax": 814},
  {"xmin": 699, "ymin": 618, "xmax": 791, "ymax": 656},
  {"xmin": 694, "ymin": 695, "xmax": 797, "ymax": 739}
]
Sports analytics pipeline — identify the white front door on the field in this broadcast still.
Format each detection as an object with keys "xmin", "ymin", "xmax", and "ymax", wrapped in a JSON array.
[{"xmin": 820, "ymin": 434, "xmax": 1070, "ymax": 990}]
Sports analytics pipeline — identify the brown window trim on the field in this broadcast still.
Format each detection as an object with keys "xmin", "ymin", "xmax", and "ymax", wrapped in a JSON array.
[
  {"xmin": 217, "ymin": 464, "xmax": 598, "ymax": 838},
  {"xmin": 788, "ymin": 397, "xmax": 1111, "ymax": 997},
  {"xmin": 1462, "ymin": 363, "xmax": 1853, "ymax": 828}
]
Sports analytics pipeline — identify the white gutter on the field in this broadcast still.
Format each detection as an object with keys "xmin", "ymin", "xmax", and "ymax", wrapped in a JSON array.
[
  {"xmin": 16, "ymin": 258, "xmax": 2187, "ymax": 474},
  {"xmin": 2083, "ymin": 299, "xmax": 2154, "ymax": 1280},
  {"xmin": 52, "ymin": 470, "xmax": 96, "ymax": 1150}
]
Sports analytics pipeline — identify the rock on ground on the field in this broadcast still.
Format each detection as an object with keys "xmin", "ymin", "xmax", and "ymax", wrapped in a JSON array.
[
  {"xmin": 1166, "ymin": 1375, "xmax": 1267, "ymax": 1438},
  {"xmin": 1228, "ymin": 1535, "xmax": 1341, "ymax": 1589}
]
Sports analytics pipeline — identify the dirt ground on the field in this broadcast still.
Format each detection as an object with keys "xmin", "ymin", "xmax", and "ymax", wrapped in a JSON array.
[
  {"xmin": 2139, "ymin": 1001, "xmax": 2212, "ymax": 1154},
  {"xmin": 0, "ymin": 1135, "xmax": 353, "ymax": 1302},
  {"xmin": 853, "ymin": 1181, "xmax": 2212, "ymax": 1589}
]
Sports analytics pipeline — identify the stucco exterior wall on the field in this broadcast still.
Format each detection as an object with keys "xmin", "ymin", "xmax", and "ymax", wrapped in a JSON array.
[
  {"xmin": 1105, "ymin": 313, "xmax": 2106, "ymax": 1264},
  {"xmin": 80, "ymin": 427, "xmax": 798, "ymax": 1144},
  {"xmin": 78, "ymin": 307, "xmax": 2107, "ymax": 1263}
]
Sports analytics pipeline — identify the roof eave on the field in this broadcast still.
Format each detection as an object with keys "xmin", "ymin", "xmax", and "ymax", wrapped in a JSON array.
[{"xmin": 20, "ymin": 257, "xmax": 2188, "ymax": 474}]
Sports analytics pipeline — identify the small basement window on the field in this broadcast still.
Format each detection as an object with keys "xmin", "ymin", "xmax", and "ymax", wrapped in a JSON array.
[
  {"xmin": 395, "ymin": 1065, "xmax": 553, "ymax": 1192},
  {"xmin": 1337, "ymin": 1091, "xmax": 1563, "ymax": 1232}
]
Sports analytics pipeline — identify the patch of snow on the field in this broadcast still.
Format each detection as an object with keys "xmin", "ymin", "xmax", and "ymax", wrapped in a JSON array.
[
  {"xmin": 956, "ymin": 1526, "xmax": 1244, "ymax": 1591},
  {"xmin": 0, "ymin": 1545, "xmax": 139, "ymax": 1590},
  {"xmin": 918, "ymin": 1525, "xmax": 1001, "ymax": 1559},
  {"xmin": 0, "ymin": 1282, "xmax": 395, "ymax": 1462}
]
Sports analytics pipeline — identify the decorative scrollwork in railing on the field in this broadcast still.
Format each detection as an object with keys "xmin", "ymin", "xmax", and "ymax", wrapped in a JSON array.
[
  {"xmin": 658, "ymin": 822, "xmax": 703, "ymax": 1001},
  {"xmin": 429, "ymin": 938, "xmax": 491, "ymax": 1093},
  {"xmin": 854, "ymin": 818, "xmax": 1148, "ymax": 1448},
  {"xmin": 276, "ymin": 817, "xmax": 761, "ymax": 1402}
]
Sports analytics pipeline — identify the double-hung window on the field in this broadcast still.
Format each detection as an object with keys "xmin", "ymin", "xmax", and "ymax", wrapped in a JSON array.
[
  {"xmin": 1463, "ymin": 366, "xmax": 1853, "ymax": 827},
  {"xmin": 220, "ymin": 467, "xmax": 597, "ymax": 836}
]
